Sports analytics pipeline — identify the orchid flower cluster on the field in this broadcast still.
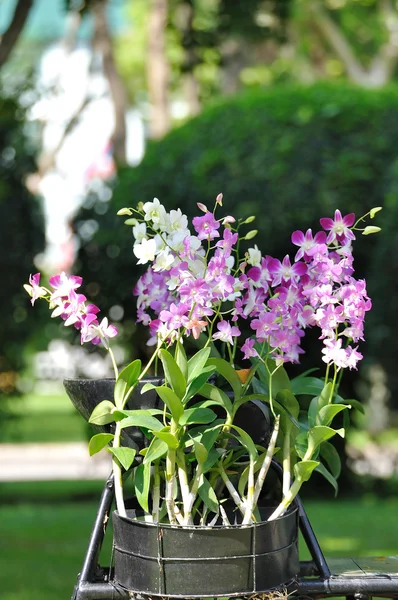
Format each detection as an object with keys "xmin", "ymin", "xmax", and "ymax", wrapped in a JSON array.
[
  {"xmin": 24, "ymin": 273, "xmax": 118, "ymax": 349},
  {"xmin": 24, "ymin": 198, "xmax": 381, "ymax": 527},
  {"xmin": 126, "ymin": 197, "xmax": 375, "ymax": 377}
]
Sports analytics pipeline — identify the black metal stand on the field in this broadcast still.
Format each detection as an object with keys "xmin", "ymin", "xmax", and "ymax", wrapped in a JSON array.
[{"xmin": 72, "ymin": 471, "xmax": 398, "ymax": 600}]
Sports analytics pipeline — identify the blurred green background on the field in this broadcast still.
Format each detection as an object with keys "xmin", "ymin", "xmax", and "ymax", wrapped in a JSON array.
[{"xmin": 1, "ymin": 0, "xmax": 398, "ymax": 598}]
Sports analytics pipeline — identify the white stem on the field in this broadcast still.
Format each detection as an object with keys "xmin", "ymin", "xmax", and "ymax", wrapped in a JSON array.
[
  {"xmin": 252, "ymin": 415, "xmax": 280, "ymax": 507},
  {"xmin": 268, "ymin": 478, "xmax": 302, "ymax": 521},
  {"xmin": 152, "ymin": 463, "xmax": 160, "ymax": 523},
  {"xmin": 173, "ymin": 503, "xmax": 185, "ymax": 526},
  {"xmin": 208, "ymin": 511, "xmax": 219, "ymax": 527},
  {"xmin": 113, "ymin": 421, "xmax": 126, "ymax": 517},
  {"xmin": 283, "ymin": 426, "xmax": 291, "ymax": 498},
  {"xmin": 220, "ymin": 504, "xmax": 231, "ymax": 526},
  {"xmin": 219, "ymin": 466, "xmax": 246, "ymax": 518},
  {"xmin": 177, "ymin": 451, "xmax": 191, "ymax": 517},
  {"xmin": 183, "ymin": 465, "xmax": 202, "ymax": 525},
  {"xmin": 242, "ymin": 459, "xmax": 255, "ymax": 524}
]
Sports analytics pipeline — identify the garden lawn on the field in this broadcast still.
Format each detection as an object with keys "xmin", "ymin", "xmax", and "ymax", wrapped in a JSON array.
[
  {"xmin": 2, "ymin": 390, "xmax": 89, "ymax": 443},
  {"xmin": 0, "ymin": 482, "xmax": 397, "ymax": 600}
]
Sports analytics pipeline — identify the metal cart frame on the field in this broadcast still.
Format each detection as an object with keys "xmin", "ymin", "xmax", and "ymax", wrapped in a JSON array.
[{"xmin": 71, "ymin": 467, "xmax": 398, "ymax": 600}]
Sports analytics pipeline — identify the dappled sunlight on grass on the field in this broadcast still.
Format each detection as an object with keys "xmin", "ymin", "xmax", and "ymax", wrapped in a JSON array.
[
  {"xmin": 1, "ymin": 391, "xmax": 89, "ymax": 443},
  {"xmin": 321, "ymin": 536, "xmax": 358, "ymax": 553}
]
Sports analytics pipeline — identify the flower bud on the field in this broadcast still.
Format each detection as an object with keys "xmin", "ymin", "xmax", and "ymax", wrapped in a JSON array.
[
  {"xmin": 216, "ymin": 193, "xmax": 223, "ymax": 206},
  {"xmin": 197, "ymin": 202, "xmax": 208, "ymax": 213},
  {"xmin": 362, "ymin": 226, "xmax": 381, "ymax": 235},
  {"xmin": 117, "ymin": 207, "xmax": 132, "ymax": 216},
  {"xmin": 244, "ymin": 229, "xmax": 258, "ymax": 240},
  {"xmin": 243, "ymin": 216, "xmax": 256, "ymax": 224},
  {"xmin": 370, "ymin": 207, "xmax": 382, "ymax": 219},
  {"xmin": 222, "ymin": 216, "xmax": 236, "ymax": 225}
]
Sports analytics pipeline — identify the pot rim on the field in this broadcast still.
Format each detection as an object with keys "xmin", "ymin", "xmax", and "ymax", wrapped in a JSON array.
[{"xmin": 114, "ymin": 505, "xmax": 298, "ymax": 530}]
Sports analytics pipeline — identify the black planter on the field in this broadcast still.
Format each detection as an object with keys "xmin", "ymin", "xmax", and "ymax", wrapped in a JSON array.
[
  {"xmin": 112, "ymin": 507, "xmax": 299, "ymax": 597},
  {"xmin": 63, "ymin": 377, "xmax": 163, "ymax": 450}
]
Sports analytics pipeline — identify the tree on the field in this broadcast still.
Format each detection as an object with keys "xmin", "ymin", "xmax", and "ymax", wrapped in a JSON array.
[
  {"xmin": 0, "ymin": 92, "xmax": 45, "ymax": 395},
  {"xmin": 290, "ymin": 0, "xmax": 398, "ymax": 87},
  {"xmin": 0, "ymin": 0, "xmax": 33, "ymax": 69}
]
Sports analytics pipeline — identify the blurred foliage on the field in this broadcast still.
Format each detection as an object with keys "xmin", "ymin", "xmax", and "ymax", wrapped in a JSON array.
[
  {"xmin": 0, "ymin": 91, "xmax": 44, "ymax": 397},
  {"xmin": 113, "ymin": 0, "xmax": 398, "ymax": 120},
  {"xmin": 74, "ymin": 82, "xmax": 398, "ymax": 407},
  {"xmin": 115, "ymin": 0, "xmax": 292, "ymax": 107}
]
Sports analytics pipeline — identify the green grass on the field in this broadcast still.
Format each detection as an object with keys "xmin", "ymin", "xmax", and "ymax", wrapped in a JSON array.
[
  {"xmin": 2, "ymin": 391, "xmax": 89, "ymax": 443},
  {"xmin": 0, "ymin": 482, "xmax": 397, "ymax": 600}
]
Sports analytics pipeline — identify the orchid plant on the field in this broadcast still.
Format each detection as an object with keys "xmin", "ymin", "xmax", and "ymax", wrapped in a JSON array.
[{"xmin": 24, "ymin": 197, "xmax": 381, "ymax": 527}]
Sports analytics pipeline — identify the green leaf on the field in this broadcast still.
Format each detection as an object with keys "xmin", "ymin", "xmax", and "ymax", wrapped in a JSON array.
[
  {"xmin": 317, "ymin": 404, "xmax": 350, "ymax": 427},
  {"xmin": 188, "ymin": 421, "xmax": 224, "ymax": 454},
  {"xmin": 320, "ymin": 441, "xmax": 341, "ymax": 478},
  {"xmin": 175, "ymin": 341, "xmax": 188, "ymax": 381},
  {"xmin": 294, "ymin": 460, "xmax": 319, "ymax": 482},
  {"xmin": 187, "ymin": 347, "xmax": 211, "ymax": 383},
  {"xmin": 88, "ymin": 433, "xmax": 114, "ymax": 456},
  {"xmin": 143, "ymin": 437, "xmax": 168, "ymax": 464},
  {"xmin": 335, "ymin": 396, "xmax": 365, "ymax": 414},
  {"xmin": 118, "ymin": 410, "xmax": 163, "ymax": 432},
  {"xmin": 307, "ymin": 425, "xmax": 344, "ymax": 456},
  {"xmin": 114, "ymin": 359, "xmax": 142, "ymax": 408},
  {"xmin": 196, "ymin": 384, "xmax": 233, "ymax": 417},
  {"xmin": 89, "ymin": 400, "xmax": 116, "ymax": 425},
  {"xmin": 141, "ymin": 382, "xmax": 155, "ymax": 394},
  {"xmin": 203, "ymin": 448, "xmax": 223, "ymax": 473},
  {"xmin": 207, "ymin": 357, "xmax": 242, "ymax": 400},
  {"xmin": 193, "ymin": 439, "xmax": 208, "ymax": 464},
  {"xmin": 275, "ymin": 389, "xmax": 300, "ymax": 433},
  {"xmin": 155, "ymin": 385, "xmax": 184, "ymax": 423},
  {"xmin": 308, "ymin": 382, "xmax": 333, "ymax": 427},
  {"xmin": 230, "ymin": 425, "xmax": 258, "ymax": 459},
  {"xmin": 107, "ymin": 446, "xmax": 136, "ymax": 471},
  {"xmin": 252, "ymin": 348, "xmax": 291, "ymax": 396},
  {"xmin": 184, "ymin": 366, "xmax": 216, "ymax": 402},
  {"xmin": 315, "ymin": 463, "xmax": 338, "ymax": 496},
  {"xmin": 135, "ymin": 462, "xmax": 151, "ymax": 513},
  {"xmin": 295, "ymin": 431, "xmax": 308, "ymax": 460},
  {"xmin": 198, "ymin": 474, "xmax": 219, "ymax": 513},
  {"xmin": 152, "ymin": 430, "xmax": 179, "ymax": 449},
  {"xmin": 159, "ymin": 349, "xmax": 186, "ymax": 399},
  {"xmin": 291, "ymin": 376, "xmax": 324, "ymax": 397},
  {"xmin": 179, "ymin": 407, "xmax": 217, "ymax": 426}
]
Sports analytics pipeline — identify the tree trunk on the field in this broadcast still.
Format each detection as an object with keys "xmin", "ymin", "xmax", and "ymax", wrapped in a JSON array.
[
  {"xmin": 175, "ymin": 1, "xmax": 201, "ymax": 117},
  {"xmin": 309, "ymin": 0, "xmax": 398, "ymax": 88},
  {"xmin": 92, "ymin": 0, "xmax": 127, "ymax": 165},
  {"xmin": 147, "ymin": 0, "xmax": 170, "ymax": 139},
  {"xmin": 0, "ymin": 0, "xmax": 33, "ymax": 69}
]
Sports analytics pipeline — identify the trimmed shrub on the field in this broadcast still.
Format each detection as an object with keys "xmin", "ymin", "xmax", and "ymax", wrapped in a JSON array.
[{"xmin": 75, "ymin": 83, "xmax": 398, "ymax": 406}]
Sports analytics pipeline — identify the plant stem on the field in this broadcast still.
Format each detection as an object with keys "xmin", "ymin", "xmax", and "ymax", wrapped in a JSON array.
[
  {"xmin": 267, "ymin": 478, "xmax": 302, "ymax": 521},
  {"xmin": 165, "ymin": 421, "xmax": 178, "ymax": 524},
  {"xmin": 242, "ymin": 457, "xmax": 255, "ymax": 524},
  {"xmin": 177, "ymin": 450, "xmax": 191, "ymax": 519},
  {"xmin": 329, "ymin": 366, "xmax": 339, "ymax": 404},
  {"xmin": 184, "ymin": 464, "xmax": 203, "ymax": 525},
  {"xmin": 219, "ymin": 465, "xmax": 246, "ymax": 518},
  {"xmin": 152, "ymin": 462, "xmax": 160, "ymax": 523},
  {"xmin": 282, "ymin": 426, "xmax": 291, "ymax": 498},
  {"xmin": 252, "ymin": 415, "xmax": 280, "ymax": 508},
  {"xmin": 113, "ymin": 421, "xmax": 126, "ymax": 517},
  {"xmin": 108, "ymin": 347, "xmax": 119, "ymax": 379}
]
